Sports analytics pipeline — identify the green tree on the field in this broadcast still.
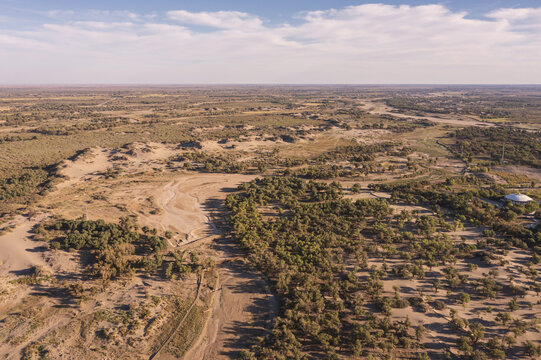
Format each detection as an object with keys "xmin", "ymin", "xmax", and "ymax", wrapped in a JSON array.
[{"xmin": 459, "ymin": 292, "xmax": 471, "ymax": 308}]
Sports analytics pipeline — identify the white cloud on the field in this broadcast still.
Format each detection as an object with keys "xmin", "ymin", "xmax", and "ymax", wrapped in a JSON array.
[
  {"xmin": 487, "ymin": 7, "xmax": 541, "ymax": 21},
  {"xmin": 167, "ymin": 10, "xmax": 262, "ymax": 29},
  {"xmin": 46, "ymin": 9, "xmax": 139, "ymax": 20},
  {"xmin": 487, "ymin": 7, "xmax": 541, "ymax": 32},
  {"xmin": 0, "ymin": 4, "xmax": 540, "ymax": 83},
  {"xmin": 45, "ymin": 10, "xmax": 76, "ymax": 18}
]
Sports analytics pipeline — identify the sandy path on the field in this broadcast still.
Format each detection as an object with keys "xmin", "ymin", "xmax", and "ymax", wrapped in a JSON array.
[
  {"xmin": 144, "ymin": 173, "xmax": 278, "ymax": 359},
  {"xmin": 151, "ymin": 275, "xmax": 203, "ymax": 360},
  {"xmin": 185, "ymin": 263, "xmax": 279, "ymax": 360},
  {"xmin": 185, "ymin": 252, "xmax": 278, "ymax": 360}
]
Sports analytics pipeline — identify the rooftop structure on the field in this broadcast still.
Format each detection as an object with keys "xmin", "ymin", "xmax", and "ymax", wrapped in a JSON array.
[{"xmin": 504, "ymin": 193, "xmax": 534, "ymax": 205}]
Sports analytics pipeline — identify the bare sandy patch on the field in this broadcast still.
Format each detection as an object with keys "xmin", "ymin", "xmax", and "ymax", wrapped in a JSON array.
[
  {"xmin": 57, "ymin": 147, "xmax": 111, "ymax": 190},
  {"xmin": 329, "ymin": 127, "xmax": 390, "ymax": 144},
  {"xmin": 200, "ymin": 136, "xmax": 279, "ymax": 154},
  {"xmin": 0, "ymin": 215, "xmax": 48, "ymax": 277},
  {"xmin": 360, "ymin": 100, "xmax": 494, "ymax": 127},
  {"xmin": 492, "ymin": 165, "xmax": 541, "ymax": 183}
]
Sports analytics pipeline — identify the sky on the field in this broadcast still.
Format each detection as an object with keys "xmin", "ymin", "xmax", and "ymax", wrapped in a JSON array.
[{"xmin": 1, "ymin": 1, "xmax": 540, "ymax": 84}]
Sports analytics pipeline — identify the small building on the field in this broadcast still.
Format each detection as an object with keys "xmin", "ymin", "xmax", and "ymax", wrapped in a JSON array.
[{"xmin": 503, "ymin": 193, "xmax": 534, "ymax": 206}]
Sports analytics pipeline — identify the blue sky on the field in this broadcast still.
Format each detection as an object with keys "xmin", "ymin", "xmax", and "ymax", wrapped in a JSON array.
[
  {"xmin": 2, "ymin": 1, "xmax": 539, "ymax": 23},
  {"xmin": 2, "ymin": 1, "xmax": 538, "ymax": 14},
  {"xmin": 1, "ymin": 1, "xmax": 540, "ymax": 83}
]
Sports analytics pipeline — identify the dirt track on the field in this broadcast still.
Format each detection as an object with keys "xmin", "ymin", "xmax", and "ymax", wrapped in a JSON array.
[
  {"xmin": 185, "ymin": 244, "xmax": 278, "ymax": 360},
  {"xmin": 147, "ymin": 174, "xmax": 278, "ymax": 359}
]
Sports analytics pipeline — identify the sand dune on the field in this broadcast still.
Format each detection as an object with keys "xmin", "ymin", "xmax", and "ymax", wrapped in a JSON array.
[{"xmin": 0, "ymin": 216, "xmax": 48, "ymax": 277}]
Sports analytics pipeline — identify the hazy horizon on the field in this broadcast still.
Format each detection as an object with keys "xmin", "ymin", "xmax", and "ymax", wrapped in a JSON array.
[{"xmin": 2, "ymin": 84, "xmax": 541, "ymax": 87}]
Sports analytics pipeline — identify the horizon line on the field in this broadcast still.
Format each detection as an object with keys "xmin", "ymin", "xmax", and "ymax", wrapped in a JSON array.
[{"xmin": 1, "ymin": 83, "xmax": 541, "ymax": 87}]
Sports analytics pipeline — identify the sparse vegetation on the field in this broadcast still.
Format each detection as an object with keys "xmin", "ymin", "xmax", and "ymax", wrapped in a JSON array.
[{"xmin": 1, "ymin": 86, "xmax": 540, "ymax": 359}]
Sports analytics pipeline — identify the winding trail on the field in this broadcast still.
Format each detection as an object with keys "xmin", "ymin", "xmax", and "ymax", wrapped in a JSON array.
[{"xmin": 149, "ymin": 275, "xmax": 203, "ymax": 360}]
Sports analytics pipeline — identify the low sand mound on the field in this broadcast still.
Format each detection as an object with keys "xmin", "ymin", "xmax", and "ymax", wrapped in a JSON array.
[
  {"xmin": 329, "ymin": 127, "xmax": 390, "ymax": 144},
  {"xmin": 56, "ymin": 143, "xmax": 179, "ymax": 190},
  {"xmin": 123, "ymin": 142, "xmax": 176, "ymax": 162},
  {"xmin": 0, "ymin": 216, "xmax": 48, "ymax": 277},
  {"xmin": 200, "ymin": 135, "xmax": 284, "ymax": 154},
  {"xmin": 57, "ymin": 147, "xmax": 111, "ymax": 189},
  {"xmin": 115, "ymin": 142, "xmax": 177, "ymax": 174}
]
